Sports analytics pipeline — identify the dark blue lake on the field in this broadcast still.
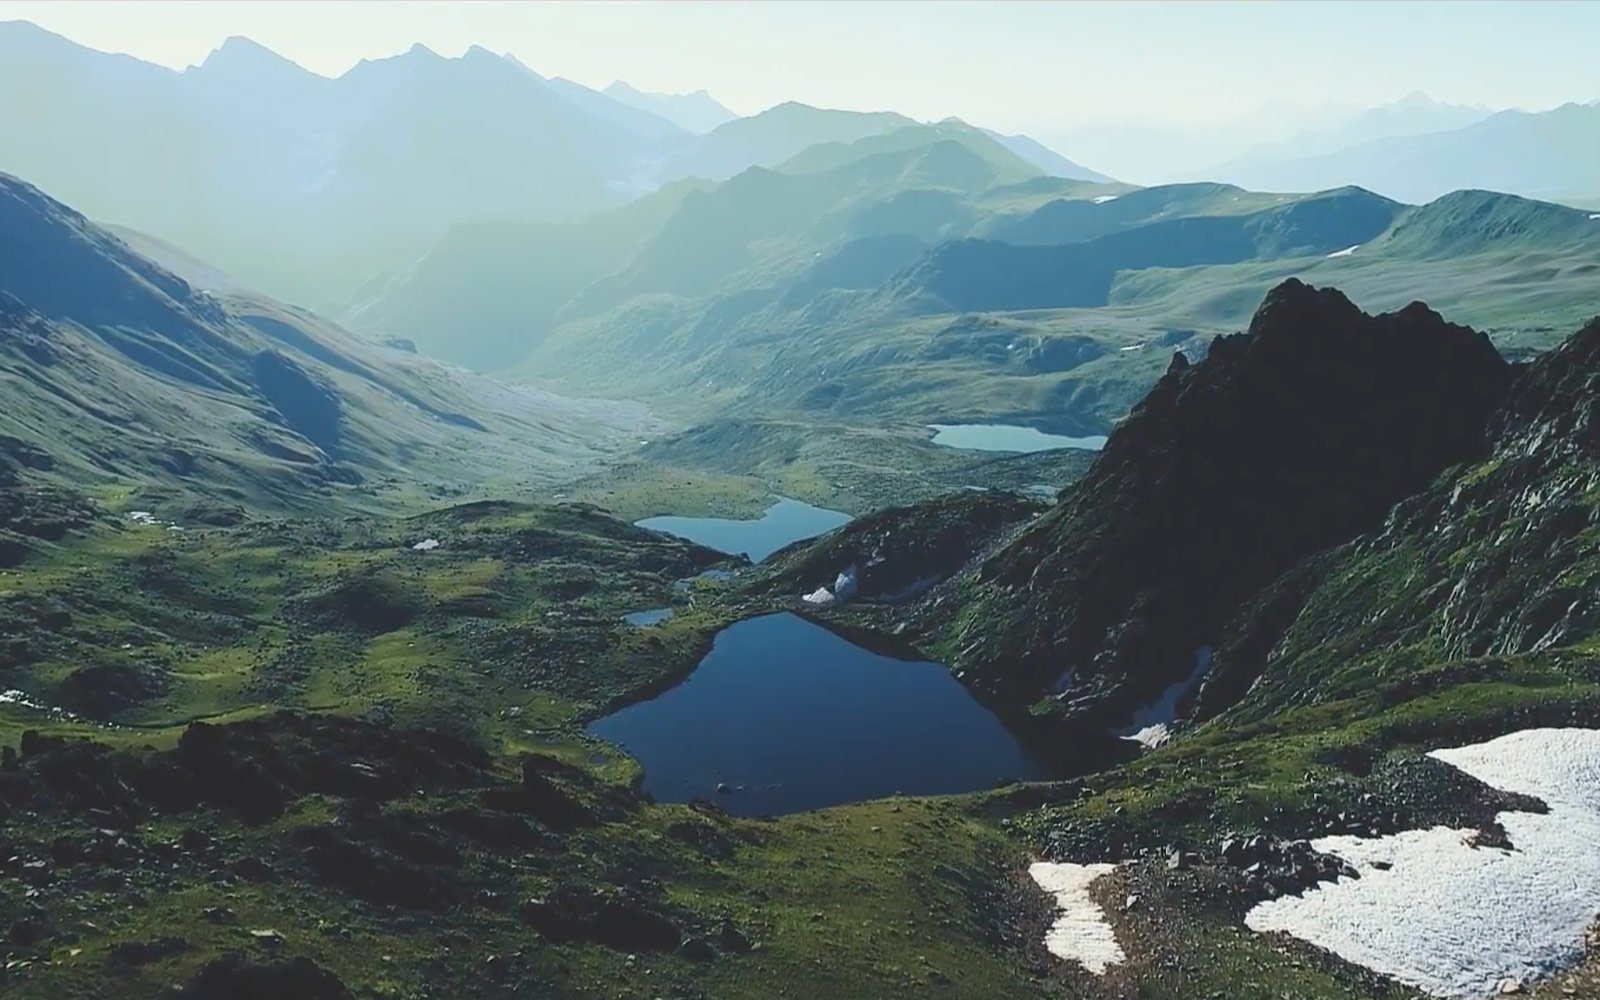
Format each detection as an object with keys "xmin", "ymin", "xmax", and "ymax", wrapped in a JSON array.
[
  {"xmin": 636, "ymin": 497, "xmax": 851, "ymax": 563},
  {"xmin": 588, "ymin": 613, "xmax": 1051, "ymax": 816},
  {"xmin": 929, "ymin": 423, "xmax": 1108, "ymax": 453}
]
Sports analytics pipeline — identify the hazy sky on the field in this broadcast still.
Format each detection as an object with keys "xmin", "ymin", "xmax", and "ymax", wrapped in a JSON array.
[{"xmin": 2, "ymin": 0, "xmax": 1595, "ymax": 133}]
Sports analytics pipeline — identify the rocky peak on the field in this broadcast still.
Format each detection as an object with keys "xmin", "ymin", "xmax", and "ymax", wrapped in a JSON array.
[{"xmin": 940, "ymin": 279, "xmax": 1513, "ymax": 723}]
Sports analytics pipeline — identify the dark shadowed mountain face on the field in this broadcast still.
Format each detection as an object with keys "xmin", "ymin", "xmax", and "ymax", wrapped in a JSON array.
[
  {"xmin": 937, "ymin": 279, "xmax": 1513, "ymax": 721},
  {"xmin": 1201, "ymin": 309, "xmax": 1600, "ymax": 723},
  {"xmin": 0, "ymin": 173, "xmax": 646, "ymax": 510}
]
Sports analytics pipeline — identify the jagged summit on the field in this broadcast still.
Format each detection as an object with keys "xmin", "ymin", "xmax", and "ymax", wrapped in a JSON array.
[
  {"xmin": 939, "ymin": 279, "xmax": 1513, "ymax": 721},
  {"xmin": 192, "ymin": 35, "xmax": 310, "ymax": 76}
]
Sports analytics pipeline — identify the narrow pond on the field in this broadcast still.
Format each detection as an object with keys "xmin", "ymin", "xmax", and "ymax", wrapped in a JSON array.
[
  {"xmin": 588, "ymin": 613, "xmax": 1051, "ymax": 816},
  {"xmin": 636, "ymin": 496, "xmax": 851, "ymax": 563},
  {"xmin": 623, "ymin": 608, "xmax": 675, "ymax": 627},
  {"xmin": 929, "ymin": 423, "xmax": 1108, "ymax": 453}
]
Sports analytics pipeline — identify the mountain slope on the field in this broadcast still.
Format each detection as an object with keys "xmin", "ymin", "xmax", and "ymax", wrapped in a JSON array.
[
  {"xmin": 1211, "ymin": 102, "xmax": 1600, "ymax": 204},
  {"xmin": 604, "ymin": 80, "xmax": 738, "ymax": 133},
  {"xmin": 927, "ymin": 280, "xmax": 1512, "ymax": 722},
  {"xmin": 977, "ymin": 127, "xmax": 1113, "ymax": 182},
  {"xmin": 1202, "ymin": 306, "xmax": 1600, "ymax": 721},
  {"xmin": 666, "ymin": 102, "xmax": 914, "ymax": 180},
  {"xmin": 1206, "ymin": 92, "xmax": 1492, "ymax": 185},
  {"xmin": 0, "ymin": 173, "xmax": 647, "ymax": 510},
  {"xmin": 889, "ymin": 187, "xmax": 1403, "ymax": 313},
  {"xmin": 0, "ymin": 23, "xmax": 678, "ymax": 307},
  {"xmin": 339, "ymin": 179, "xmax": 708, "ymax": 371}
]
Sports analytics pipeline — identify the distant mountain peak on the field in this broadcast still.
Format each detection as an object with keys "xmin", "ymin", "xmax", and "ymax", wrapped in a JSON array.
[
  {"xmin": 192, "ymin": 35, "xmax": 311, "ymax": 77},
  {"xmin": 603, "ymin": 80, "xmax": 737, "ymax": 133}
]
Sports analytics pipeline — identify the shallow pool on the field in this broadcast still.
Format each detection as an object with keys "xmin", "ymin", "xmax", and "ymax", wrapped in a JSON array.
[
  {"xmin": 929, "ymin": 423, "xmax": 1107, "ymax": 453},
  {"xmin": 637, "ymin": 497, "xmax": 851, "ymax": 563}
]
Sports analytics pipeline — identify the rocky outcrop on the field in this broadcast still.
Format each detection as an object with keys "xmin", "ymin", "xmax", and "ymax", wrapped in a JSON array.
[
  {"xmin": 757, "ymin": 491, "xmax": 1045, "ymax": 605},
  {"xmin": 939, "ymin": 280, "xmax": 1513, "ymax": 724},
  {"xmin": 1203, "ymin": 313, "xmax": 1600, "ymax": 719},
  {"xmin": 177, "ymin": 954, "xmax": 355, "ymax": 1000}
]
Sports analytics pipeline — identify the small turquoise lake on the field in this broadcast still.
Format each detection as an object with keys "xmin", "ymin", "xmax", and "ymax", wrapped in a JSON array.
[
  {"xmin": 636, "ymin": 497, "xmax": 851, "ymax": 563},
  {"xmin": 929, "ymin": 423, "xmax": 1108, "ymax": 453}
]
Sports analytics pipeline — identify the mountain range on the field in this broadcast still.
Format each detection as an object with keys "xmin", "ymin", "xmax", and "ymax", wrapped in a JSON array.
[
  {"xmin": 346, "ymin": 126, "xmax": 1600, "ymax": 442},
  {"xmin": 603, "ymin": 80, "xmax": 739, "ymax": 132},
  {"xmin": 1211, "ymin": 100, "xmax": 1600, "ymax": 204},
  {"xmin": 7, "ymin": 13, "xmax": 1600, "ymax": 998},
  {"xmin": 0, "ymin": 20, "xmax": 1102, "ymax": 311}
]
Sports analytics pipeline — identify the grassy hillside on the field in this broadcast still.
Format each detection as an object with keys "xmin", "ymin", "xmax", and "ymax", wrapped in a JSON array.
[
  {"xmin": 0, "ymin": 173, "xmax": 649, "ymax": 515},
  {"xmin": 531, "ymin": 186, "xmax": 1599, "ymax": 439}
]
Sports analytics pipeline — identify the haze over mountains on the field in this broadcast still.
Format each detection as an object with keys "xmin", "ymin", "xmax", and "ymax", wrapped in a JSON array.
[
  {"xmin": 7, "ymin": 16, "xmax": 1594, "ymax": 331},
  {"xmin": 8, "ymin": 7, "xmax": 1600, "ymax": 1000},
  {"xmin": 0, "ymin": 21, "xmax": 1103, "ymax": 309}
]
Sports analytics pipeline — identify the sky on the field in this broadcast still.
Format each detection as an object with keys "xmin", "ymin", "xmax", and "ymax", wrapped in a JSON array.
[{"xmin": 1, "ymin": 0, "xmax": 1595, "ymax": 135}]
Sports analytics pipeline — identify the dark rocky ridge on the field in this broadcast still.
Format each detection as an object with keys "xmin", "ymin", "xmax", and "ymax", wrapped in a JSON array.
[
  {"xmin": 938, "ymin": 279, "xmax": 1513, "ymax": 722},
  {"xmin": 1203, "ymin": 311, "xmax": 1600, "ymax": 719}
]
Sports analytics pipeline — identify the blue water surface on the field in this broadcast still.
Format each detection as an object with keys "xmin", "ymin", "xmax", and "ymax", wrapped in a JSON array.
[
  {"xmin": 637, "ymin": 497, "xmax": 851, "ymax": 563},
  {"xmin": 929, "ymin": 423, "xmax": 1108, "ymax": 453},
  {"xmin": 588, "ymin": 613, "xmax": 1051, "ymax": 816}
]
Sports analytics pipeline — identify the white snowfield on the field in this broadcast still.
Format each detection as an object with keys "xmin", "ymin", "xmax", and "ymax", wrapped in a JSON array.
[
  {"xmin": 1246, "ymin": 727, "xmax": 1600, "ymax": 998},
  {"xmin": 1327, "ymin": 244, "xmax": 1361, "ymax": 258},
  {"xmin": 1092, "ymin": 194, "xmax": 1120, "ymax": 204},
  {"xmin": 1027, "ymin": 861, "xmax": 1126, "ymax": 973}
]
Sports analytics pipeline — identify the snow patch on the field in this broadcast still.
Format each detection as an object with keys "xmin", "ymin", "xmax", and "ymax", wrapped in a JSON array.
[
  {"xmin": 802, "ymin": 585, "xmax": 835, "ymax": 606},
  {"xmin": 127, "ymin": 511, "xmax": 157, "ymax": 525},
  {"xmin": 1589, "ymin": 214, "xmax": 1600, "ymax": 220},
  {"xmin": 1092, "ymin": 194, "xmax": 1120, "ymax": 204},
  {"xmin": 1245, "ymin": 728, "xmax": 1600, "ymax": 998},
  {"xmin": 411, "ymin": 538, "xmax": 441, "ymax": 551},
  {"xmin": 1118, "ymin": 646, "xmax": 1212, "ymax": 749},
  {"xmin": 1119, "ymin": 342, "xmax": 1147, "ymax": 352},
  {"xmin": 0, "ymin": 689, "xmax": 77, "ymax": 720},
  {"xmin": 802, "ymin": 564, "xmax": 860, "ymax": 606},
  {"xmin": 1327, "ymin": 244, "xmax": 1361, "ymax": 258},
  {"xmin": 1028, "ymin": 862, "xmax": 1125, "ymax": 973}
]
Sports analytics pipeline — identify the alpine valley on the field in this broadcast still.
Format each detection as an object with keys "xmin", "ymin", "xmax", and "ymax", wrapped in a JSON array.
[{"xmin": 3, "ymin": 14, "xmax": 1600, "ymax": 1000}]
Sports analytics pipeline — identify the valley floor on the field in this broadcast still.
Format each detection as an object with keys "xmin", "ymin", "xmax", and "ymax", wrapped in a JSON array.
[{"xmin": 4, "ymin": 482, "xmax": 1599, "ymax": 999}]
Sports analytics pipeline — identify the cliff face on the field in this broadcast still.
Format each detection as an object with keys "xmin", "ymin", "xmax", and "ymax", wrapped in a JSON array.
[
  {"xmin": 938, "ymin": 279, "xmax": 1513, "ymax": 723},
  {"xmin": 1202, "ymin": 312, "xmax": 1600, "ymax": 723}
]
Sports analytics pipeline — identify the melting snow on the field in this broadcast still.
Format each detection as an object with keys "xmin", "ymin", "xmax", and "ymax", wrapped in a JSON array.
[
  {"xmin": 1028, "ymin": 862, "xmax": 1126, "ymax": 973},
  {"xmin": 1246, "ymin": 728, "xmax": 1600, "ymax": 998},
  {"xmin": 802, "ymin": 564, "xmax": 859, "ymax": 606},
  {"xmin": 1092, "ymin": 194, "xmax": 1120, "ymax": 204},
  {"xmin": 411, "ymin": 538, "xmax": 441, "ymax": 551},
  {"xmin": 0, "ymin": 689, "xmax": 77, "ymax": 720},
  {"xmin": 1119, "ymin": 646, "xmax": 1213, "ymax": 749},
  {"xmin": 1327, "ymin": 244, "xmax": 1361, "ymax": 258},
  {"xmin": 127, "ymin": 511, "xmax": 157, "ymax": 525}
]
